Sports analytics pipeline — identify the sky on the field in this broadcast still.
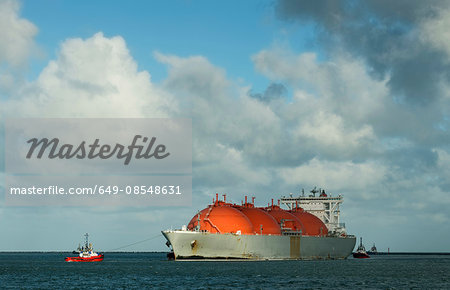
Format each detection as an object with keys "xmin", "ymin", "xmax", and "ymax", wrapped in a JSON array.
[{"xmin": 0, "ymin": 0, "xmax": 449, "ymax": 252}]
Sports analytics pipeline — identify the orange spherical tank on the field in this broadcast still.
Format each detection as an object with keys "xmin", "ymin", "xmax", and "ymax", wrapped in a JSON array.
[
  {"xmin": 290, "ymin": 209, "xmax": 329, "ymax": 236},
  {"xmin": 239, "ymin": 206, "xmax": 282, "ymax": 235},
  {"xmin": 187, "ymin": 205, "xmax": 254, "ymax": 234},
  {"xmin": 187, "ymin": 207, "xmax": 209, "ymax": 230},
  {"xmin": 265, "ymin": 206, "xmax": 305, "ymax": 233}
]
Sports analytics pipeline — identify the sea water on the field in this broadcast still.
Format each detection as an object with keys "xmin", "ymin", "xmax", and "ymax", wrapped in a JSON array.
[{"xmin": 0, "ymin": 253, "xmax": 449, "ymax": 289}]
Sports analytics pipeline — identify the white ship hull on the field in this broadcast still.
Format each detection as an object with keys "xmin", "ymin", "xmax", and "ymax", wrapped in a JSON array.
[{"xmin": 162, "ymin": 230, "xmax": 356, "ymax": 260}]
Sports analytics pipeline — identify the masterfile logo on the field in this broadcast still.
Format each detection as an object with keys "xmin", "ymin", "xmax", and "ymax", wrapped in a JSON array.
[
  {"xmin": 4, "ymin": 118, "xmax": 192, "ymax": 206},
  {"xmin": 26, "ymin": 135, "xmax": 170, "ymax": 165},
  {"xmin": 6, "ymin": 118, "xmax": 191, "ymax": 174}
]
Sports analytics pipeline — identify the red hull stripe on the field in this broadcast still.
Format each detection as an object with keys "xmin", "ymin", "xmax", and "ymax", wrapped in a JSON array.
[
  {"xmin": 353, "ymin": 253, "xmax": 370, "ymax": 258},
  {"xmin": 65, "ymin": 255, "xmax": 104, "ymax": 262}
]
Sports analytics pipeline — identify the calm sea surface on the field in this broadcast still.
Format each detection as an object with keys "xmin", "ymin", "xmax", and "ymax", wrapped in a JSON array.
[{"xmin": 0, "ymin": 253, "xmax": 449, "ymax": 289}]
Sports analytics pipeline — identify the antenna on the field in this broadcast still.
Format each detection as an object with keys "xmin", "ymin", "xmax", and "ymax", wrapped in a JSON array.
[{"xmin": 84, "ymin": 233, "xmax": 89, "ymax": 249}]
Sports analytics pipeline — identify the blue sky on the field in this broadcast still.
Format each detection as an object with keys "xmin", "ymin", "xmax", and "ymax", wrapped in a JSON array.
[
  {"xmin": 1, "ymin": 0, "xmax": 450, "ymax": 252},
  {"xmin": 23, "ymin": 1, "xmax": 292, "ymax": 89}
]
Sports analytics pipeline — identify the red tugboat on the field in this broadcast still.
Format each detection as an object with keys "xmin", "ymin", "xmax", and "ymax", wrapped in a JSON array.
[
  {"xmin": 353, "ymin": 237, "xmax": 370, "ymax": 259},
  {"xmin": 65, "ymin": 233, "xmax": 104, "ymax": 262}
]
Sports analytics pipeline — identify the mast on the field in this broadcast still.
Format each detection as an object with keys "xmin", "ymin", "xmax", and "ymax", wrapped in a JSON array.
[{"xmin": 84, "ymin": 233, "xmax": 89, "ymax": 250}]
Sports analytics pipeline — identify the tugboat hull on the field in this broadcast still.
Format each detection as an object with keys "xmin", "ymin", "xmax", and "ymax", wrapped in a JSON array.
[
  {"xmin": 65, "ymin": 254, "xmax": 104, "ymax": 262},
  {"xmin": 352, "ymin": 252, "xmax": 370, "ymax": 259}
]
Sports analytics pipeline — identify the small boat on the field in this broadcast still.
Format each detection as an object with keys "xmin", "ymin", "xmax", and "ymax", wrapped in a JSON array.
[
  {"xmin": 65, "ymin": 233, "xmax": 104, "ymax": 262},
  {"xmin": 367, "ymin": 243, "xmax": 378, "ymax": 255},
  {"xmin": 72, "ymin": 243, "xmax": 82, "ymax": 254},
  {"xmin": 353, "ymin": 237, "xmax": 370, "ymax": 258}
]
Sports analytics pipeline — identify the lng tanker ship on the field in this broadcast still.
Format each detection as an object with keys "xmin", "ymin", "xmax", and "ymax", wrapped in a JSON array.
[{"xmin": 162, "ymin": 188, "xmax": 356, "ymax": 260}]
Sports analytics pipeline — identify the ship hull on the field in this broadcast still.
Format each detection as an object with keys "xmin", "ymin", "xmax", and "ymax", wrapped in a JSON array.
[{"xmin": 162, "ymin": 231, "xmax": 356, "ymax": 260}]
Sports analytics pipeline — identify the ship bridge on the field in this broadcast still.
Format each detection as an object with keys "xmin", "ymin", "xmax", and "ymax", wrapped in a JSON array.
[{"xmin": 280, "ymin": 188, "xmax": 346, "ymax": 234}]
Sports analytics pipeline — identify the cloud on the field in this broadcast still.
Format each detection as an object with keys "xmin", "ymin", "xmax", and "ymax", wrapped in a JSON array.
[
  {"xmin": 2, "ymin": 32, "xmax": 176, "ymax": 118},
  {"xmin": 0, "ymin": 0, "xmax": 38, "ymax": 68},
  {"xmin": 251, "ymin": 30, "xmax": 450, "ymax": 245},
  {"xmin": 276, "ymin": 0, "xmax": 450, "ymax": 106},
  {"xmin": 252, "ymin": 49, "xmax": 388, "ymax": 119},
  {"xmin": 435, "ymin": 149, "xmax": 450, "ymax": 193},
  {"xmin": 279, "ymin": 158, "xmax": 386, "ymax": 196},
  {"xmin": 0, "ymin": 31, "xmax": 182, "ymax": 251},
  {"xmin": 155, "ymin": 52, "xmax": 282, "ymax": 193},
  {"xmin": 253, "ymin": 49, "xmax": 385, "ymax": 159},
  {"xmin": 293, "ymin": 110, "xmax": 376, "ymax": 159},
  {"xmin": 419, "ymin": 7, "xmax": 450, "ymax": 61},
  {"xmin": 1, "ymin": 0, "xmax": 450, "ymax": 251},
  {"xmin": 249, "ymin": 82, "xmax": 287, "ymax": 102},
  {"xmin": 253, "ymin": 43, "xmax": 450, "ymax": 149}
]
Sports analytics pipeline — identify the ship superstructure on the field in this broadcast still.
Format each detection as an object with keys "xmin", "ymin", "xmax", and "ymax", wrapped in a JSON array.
[{"xmin": 281, "ymin": 187, "xmax": 346, "ymax": 234}]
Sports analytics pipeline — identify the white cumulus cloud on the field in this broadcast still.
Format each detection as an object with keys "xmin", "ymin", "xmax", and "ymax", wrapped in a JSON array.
[
  {"xmin": 2, "ymin": 32, "xmax": 176, "ymax": 118},
  {"xmin": 0, "ymin": 0, "xmax": 38, "ymax": 67},
  {"xmin": 278, "ymin": 158, "xmax": 386, "ymax": 196}
]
